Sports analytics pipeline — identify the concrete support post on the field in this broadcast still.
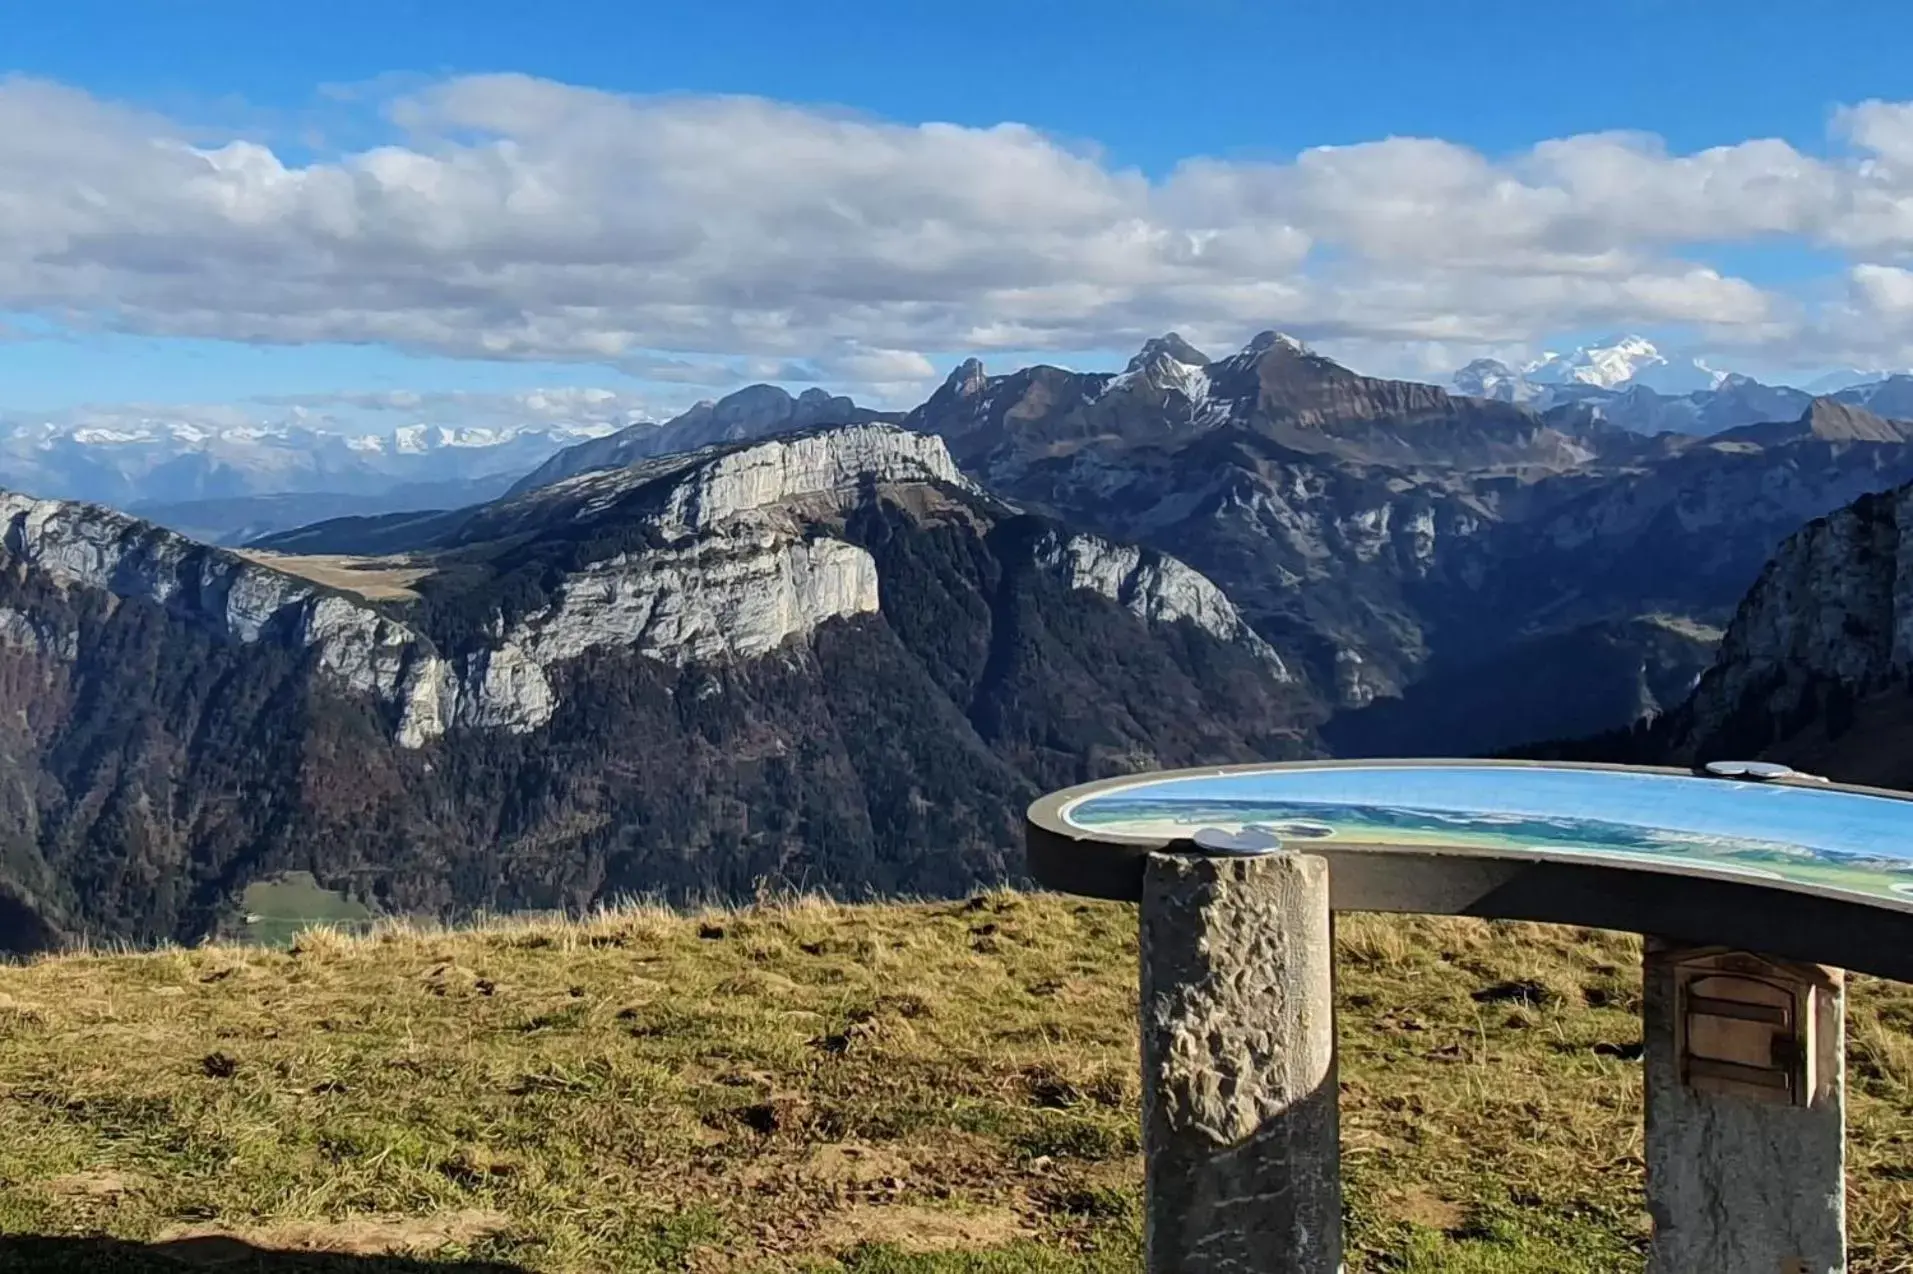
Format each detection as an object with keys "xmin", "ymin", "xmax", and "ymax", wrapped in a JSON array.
[
  {"xmin": 1643, "ymin": 939, "xmax": 1846, "ymax": 1274},
  {"xmin": 1139, "ymin": 850, "xmax": 1342, "ymax": 1274}
]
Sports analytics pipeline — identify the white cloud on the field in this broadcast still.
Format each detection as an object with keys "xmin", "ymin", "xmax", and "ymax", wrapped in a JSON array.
[{"xmin": 12, "ymin": 73, "xmax": 1913, "ymax": 383}]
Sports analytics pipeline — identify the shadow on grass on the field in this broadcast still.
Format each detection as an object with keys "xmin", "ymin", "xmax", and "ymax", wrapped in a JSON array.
[{"xmin": 0, "ymin": 1233, "xmax": 531, "ymax": 1272}]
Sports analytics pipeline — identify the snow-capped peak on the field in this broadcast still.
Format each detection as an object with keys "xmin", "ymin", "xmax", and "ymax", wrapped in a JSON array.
[
  {"xmin": 1521, "ymin": 335, "xmax": 1726, "ymax": 394},
  {"xmin": 1100, "ymin": 333, "xmax": 1214, "ymax": 402}
]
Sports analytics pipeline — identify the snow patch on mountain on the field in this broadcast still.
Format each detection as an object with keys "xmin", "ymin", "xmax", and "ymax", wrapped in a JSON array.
[
  {"xmin": 1522, "ymin": 336, "xmax": 1726, "ymax": 393},
  {"xmin": 1098, "ymin": 333, "xmax": 1214, "ymax": 402}
]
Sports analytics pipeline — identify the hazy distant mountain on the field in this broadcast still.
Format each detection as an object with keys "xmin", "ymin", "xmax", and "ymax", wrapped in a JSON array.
[
  {"xmin": 1530, "ymin": 376, "xmax": 1813, "ymax": 437},
  {"xmin": 1449, "ymin": 337, "xmax": 1845, "ymax": 437},
  {"xmin": 1806, "ymin": 368, "xmax": 1896, "ymax": 395},
  {"xmin": 134, "ymin": 475, "xmax": 520, "ymax": 546},
  {"xmin": 1835, "ymin": 374, "xmax": 1913, "ymax": 420},
  {"xmin": 1450, "ymin": 340, "xmax": 1913, "ymax": 441},
  {"xmin": 509, "ymin": 385, "xmax": 901, "ymax": 496},
  {"xmin": 0, "ymin": 415, "xmax": 619, "ymax": 510}
]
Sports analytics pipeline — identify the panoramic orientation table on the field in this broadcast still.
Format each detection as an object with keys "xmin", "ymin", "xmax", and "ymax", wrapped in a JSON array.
[{"xmin": 1026, "ymin": 759, "xmax": 1913, "ymax": 1274}]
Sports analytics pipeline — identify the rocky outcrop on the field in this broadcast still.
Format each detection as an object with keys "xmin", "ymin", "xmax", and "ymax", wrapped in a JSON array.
[
  {"xmin": 509, "ymin": 384, "xmax": 901, "ymax": 496},
  {"xmin": 499, "ymin": 536, "xmax": 880, "ymax": 676},
  {"xmin": 0, "ymin": 490, "xmax": 456, "ymax": 745},
  {"xmin": 1030, "ymin": 529, "xmax": 1288, "ymax": 676},
  {"xmin": 0, "ymin": 605, "xmax": 77, "ymax": 660},
  {"xmin": 1672, "ymin": 484, "xmax": 1913, "ymax": 761}
]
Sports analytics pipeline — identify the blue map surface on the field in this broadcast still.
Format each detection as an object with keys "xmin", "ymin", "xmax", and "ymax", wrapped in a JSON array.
[{"xmin": 1065, "ymin": 765, "xmax": 1913, "ymax": 906}]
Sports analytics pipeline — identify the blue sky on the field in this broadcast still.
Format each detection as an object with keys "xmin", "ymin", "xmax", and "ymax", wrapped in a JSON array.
[{"xmin": 7, "ymin": 0, "xmax": 1913, "ymax": 417}]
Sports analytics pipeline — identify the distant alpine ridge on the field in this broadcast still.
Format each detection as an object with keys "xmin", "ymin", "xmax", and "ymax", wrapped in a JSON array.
[
  {"xmin": 0, "ymin": 415, "xmax": 623, "ymax": 507},
  {"xmin": 1451, "ymin": 335, "xmax": 1913, "ymax": 436},
  {"xmin": 3, "ymin": 334, "xmax": 1906, "ymax": 532},
  {"xmin": 0, "ymin": 414, "xmax": 631, "ymax": 545},
  {"xmin": 1453, "ymin": 335, "xmax": 1723, "ymax": 402},
  {"xmin": 11, "ymin": 325, "xmax": 1913, "ymax": 952}
]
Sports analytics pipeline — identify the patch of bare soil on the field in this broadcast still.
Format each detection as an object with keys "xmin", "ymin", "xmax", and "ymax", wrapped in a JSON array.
[
  {"xmin": 812, "ymin": 1202, "xmax": 1030, "ymax": 1254},
  {"xmin": 1382, "ymin": 1185, "xmax": 1466, "ymax": 1232},
  {"xmin": 153, "ymin": 1209, "xmax": 508, "ymax": 1261},
  {"xmin": 41, "ymin": 1170, "xmax": 143, "ymax": 1199}
]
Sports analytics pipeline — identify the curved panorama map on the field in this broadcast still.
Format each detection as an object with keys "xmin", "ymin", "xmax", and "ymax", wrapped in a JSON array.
[{"xmin": 1063, "ymin": 764, "xmax": 1913, "ymax": 908}]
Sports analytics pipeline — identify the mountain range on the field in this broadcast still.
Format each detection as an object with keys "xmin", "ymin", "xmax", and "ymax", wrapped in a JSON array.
[
  {"xmin": 9, "ymin": 330, "xmax": 1913, "ymax": 950},
  {"xmin": 1450, "ymin": 335, "xmax": 1913, "ymax": 437},
  {"xmin": 1456, "ymin": 335, "xmax": 1727, "ymax": 399},
  {"xmin": 1, "ymin": 335, "xmax": 1904, "ymax": 546},
  {"xmin": 0, "ymin": 425, "xmax": 1309, "ymax": 951}
]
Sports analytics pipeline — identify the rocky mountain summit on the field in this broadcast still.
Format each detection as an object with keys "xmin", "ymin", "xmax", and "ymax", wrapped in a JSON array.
[
  {"xmin": 0, "ymin": 424, "xmax": 1307, "ymax": 951},
  {"xmin": 889, "ymin": 335, "xmax": 1913, "ymax": 753},
  {"xmin": 509, "ymin": 384, "xmax": 900, "ymax": 496}
]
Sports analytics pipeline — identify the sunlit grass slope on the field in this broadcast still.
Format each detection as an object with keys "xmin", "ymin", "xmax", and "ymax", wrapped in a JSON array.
[{"xmin": 1, "ymin": 894, "xmax": 1911, "ymax": 1271}]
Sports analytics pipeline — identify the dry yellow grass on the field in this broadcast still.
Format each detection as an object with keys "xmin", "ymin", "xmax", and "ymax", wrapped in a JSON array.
[
  {"xmin": 0, "ymin": 896, "xmax": 1908, "ymax": 1271},
  {"xmin": 236, "ymin": 550, "xmax": 434, "ymax": 601}
]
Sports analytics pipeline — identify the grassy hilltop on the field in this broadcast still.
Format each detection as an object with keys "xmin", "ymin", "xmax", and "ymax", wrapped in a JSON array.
[{"xmin": 1, "ymin": 895, "xmax": 1911, "ymax": 1272}]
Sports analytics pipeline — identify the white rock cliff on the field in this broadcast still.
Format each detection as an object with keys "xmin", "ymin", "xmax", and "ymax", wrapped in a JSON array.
[{"xmin": 0, "ymin": 426, "xmax": 1276, "ymax": 748}]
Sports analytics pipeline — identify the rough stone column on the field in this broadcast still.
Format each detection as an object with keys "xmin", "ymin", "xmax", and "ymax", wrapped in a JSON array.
[
  {"xmin": 1139, "ymin": 850, "xmax": 1342, "ymax": 1273},
  {"xmin": 1643, "ymin": 939, "xmax": 1846, "ymax": 1274}
]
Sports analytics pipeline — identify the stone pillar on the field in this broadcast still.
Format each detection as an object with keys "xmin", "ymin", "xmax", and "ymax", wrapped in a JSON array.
[
  {"xmin": 1139, "ymin": 850, "xmax": 1342, "ymax": 1274},
  {"xmin": 1643, "ymin": 939, "xmax": 1846, "ymax": 1274}
]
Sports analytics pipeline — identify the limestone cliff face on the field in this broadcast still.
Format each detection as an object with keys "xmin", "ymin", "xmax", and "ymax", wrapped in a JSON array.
[
  {"xmin": 520, "ymin": 423, "xmax": 972, "ymax": 537},
  {"xmin": 0, "ymin": 431, "xmax": 954, "ymax": 747},
  {"xmin": 427, "ymin": 427, "xmax": 972, "ymax": 734},
  {"xmin": 1030, "ymin": 528, "xmax": 1289, "ymax": 677},
  {"xmin": 1673, "ymin": 484, "xmax": 1913, "ymax": 760},
  {"xmin": 0, "ymin": 423, "xmax": 1280, "ymax": 753},
  {"xmin": 0, "ymin": 490, "xmax": 455, "ymax": 746},
  {"xmin": 519, "ymin": 538, "xmax": 879, "ymax": 667},
  {"xmin": 0, "ymin": 424, "xmax": 1316, "ymax": 950}
]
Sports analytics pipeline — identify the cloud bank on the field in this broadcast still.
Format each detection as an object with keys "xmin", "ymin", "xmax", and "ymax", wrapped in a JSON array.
[{"xmin": 7, "ymin": 72, "xmax": 1913, "ymax": 393}]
